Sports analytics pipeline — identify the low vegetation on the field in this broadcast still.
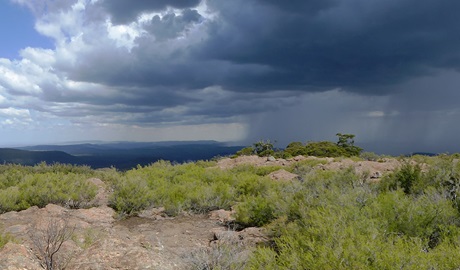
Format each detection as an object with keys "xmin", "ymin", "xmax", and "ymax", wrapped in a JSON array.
[
  {"xmin": 237, "ymin": 133, "xmax": 363, "ymax": 158},
  {"xmin": 248, "ymin": 157, "xmax": 460, "ymax": 269},
  {"xmin": 2, "ymin": 137, "xmax": 460, "ymax": 268},
  {"xmin": 0, "ymin": 232, "xmax": 13, "ymax": 249},
  {"xmin": 108, "ymin": 161, "xmax": 288, "ymax": 218},
  {"xmin": 0, "ymin": 163, "xmax": 96, "ymax": 213}
]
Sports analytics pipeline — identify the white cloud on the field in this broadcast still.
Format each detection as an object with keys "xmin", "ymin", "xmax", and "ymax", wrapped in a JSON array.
[
  {"xmin": 0, "ymin": 61, "xmax": 42, "ymax": 95},
  {"xmin": 0, "ymin": 107, "xmax": 33, "ymax": 127},
  {"xmin": 19, "ymin": 47, "xmax": 55, "ymax": 67},
  {"xmin": 0, "ymin": 107, "xmax": 30, "ymax": 118},
  {"xmin": 367, "ymin": 111, "xmax": 385, "ymax": 117},
  {"xmin": 106, "ymin": 20, "xmax": 143, "ymax": 50}
]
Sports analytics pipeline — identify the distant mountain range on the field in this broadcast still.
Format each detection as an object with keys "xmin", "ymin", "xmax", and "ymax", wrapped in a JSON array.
[{"xmin": 0, "ymin": 141, "xmax": 244, "ymax": 170}]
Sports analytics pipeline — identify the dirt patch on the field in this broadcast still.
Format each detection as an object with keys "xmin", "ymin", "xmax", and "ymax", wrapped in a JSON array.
[
  {"xmin": 0, "ymin": 204, "xmax": 240, "ymax": 270},
  {"xmin": 88, "ymin": 178, "xmax": 110, "ymax": 207},
  {"xmin": 216, "ymin": 155, "xmax": 292, "ymax": 169},
  {"xmin": 70, "ymin": 215, "xmax": 222, "ymax": 270},
  {"xmin": 317, "ymin": 158, "xmax": 401, "ymax": 180}
]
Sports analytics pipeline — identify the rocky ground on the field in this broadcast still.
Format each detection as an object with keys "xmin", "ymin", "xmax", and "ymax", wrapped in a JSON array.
[
  {"xmin": 0, "ymin": 155, "xmax": 400, "ymax": 269},
  {"xmin": 216, "ymin": 155, "xmax": 400, "ymax": 181}
]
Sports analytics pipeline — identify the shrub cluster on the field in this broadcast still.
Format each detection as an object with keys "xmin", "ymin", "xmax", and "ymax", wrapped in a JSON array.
[
  {"xmin": 283, "ymin": 133, "xmax": 363, "ymax": 158},
  {"xmin": 0, "ymin": 163, "xmax": 97, "ymax": 213},
  {"xmin": 247, "ymin": 156, "xmax": 460, "ymax": 269},
  {"xmin": 109, "ymin": 161, "xmax": 289, "ymax": 219}
]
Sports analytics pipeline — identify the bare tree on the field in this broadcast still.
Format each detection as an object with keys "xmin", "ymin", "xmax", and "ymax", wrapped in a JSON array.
[
  {"xmin": 186, "ymin": 231, "xmax": 250, "ymax": 270},
  {"xmin": 29, "ymin": 216, "xmax": 75, "ymax": 270}
]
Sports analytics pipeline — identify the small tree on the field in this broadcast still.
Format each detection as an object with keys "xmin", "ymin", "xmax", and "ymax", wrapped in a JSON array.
[
  {"xmin": 253, "ymin": 140, "xmax": 275, "ymax": 157},
  {"xmin": 29, "ymin": 216, "xmax": 75, "ymax": 270},
  {"xmin": 336, "ymin": 133, "xmax": 355, "ymax": 148},
  {"xmin": 336, "ymin": 133, "xmax": 363, "ymax": 157}
]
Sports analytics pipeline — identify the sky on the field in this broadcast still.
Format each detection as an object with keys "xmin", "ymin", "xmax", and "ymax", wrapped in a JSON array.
[{"xmin": 0, "ymin": 0, "xmax": 459, "ymax": 154}]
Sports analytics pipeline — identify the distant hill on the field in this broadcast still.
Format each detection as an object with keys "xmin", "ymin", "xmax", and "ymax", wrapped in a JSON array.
[
  {"xmin": 0, "ymin": 148, "xmax": 78, "ymax": 166},
  {"xmin": 11, "ymin": 141, "xmax": 244, "ymax": 169}
]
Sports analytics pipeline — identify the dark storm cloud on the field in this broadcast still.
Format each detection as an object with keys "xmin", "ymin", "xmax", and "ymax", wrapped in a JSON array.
[
  {"xmin": 98, "ymin": 0, "xmax": 202, "ymax": 24},
  {"xmin": 70, "ymin": 0, "xmax": 460, "ymax": 97},
  {"xmin": 198, "ymin": 0, "xmax": 460, "ymax": 93},
  {"xmin": 387, "ymin": 70, "xmax": 460, "ymax": 112},
  {"xmin": 38, "ymin": 82, "xmax": 198, "ymax": 108},
  {"xmin": 68, "ymin": 38, "xmax": 272, "ymax": 94}
]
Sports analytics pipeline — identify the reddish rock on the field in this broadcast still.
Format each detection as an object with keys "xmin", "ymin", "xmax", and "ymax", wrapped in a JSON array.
[
  {"xmin": 209, "ymin": 209, "xmax": 235, "ymax": 224},
  {"xmin": 268, "ymin": 169, "xmax": 299, "ymax": 181},
  {"xmin": 0, "ymin": 243, "xmax": 41, "ymax": 270},
  {"xmin": 239, "ymin": 227, "xmax": 269, "ymax": 246}
]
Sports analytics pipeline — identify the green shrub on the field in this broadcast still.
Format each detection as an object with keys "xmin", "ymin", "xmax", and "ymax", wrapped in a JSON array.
[
  {"xmin": 107, "ymin": 161, "xmax": 286, "ymax": 216},
  {"xmin": 18, "ymin": 173, "xmax": 97, "ymax": 209},
  {"xmin": 368, "ymin": 189, "xmax": 459, "ymax": 240},
  {"xmin": 246, "ymin": 156, "xmax": 460, "ymax": 269},
  {"xmin": 233, "ymin": 173, "xmax": 273, "ymax": 198},
  {"xmin": 109, "ymin": 176, "xmax": 153, "ymax": 216},
  {"xmin": 0, "ymin": 187, "xmax": 21, "ymax": 213},
  {"xmin": 0, "ymin": 168, "xmax": 25, "ymax": 190},
  {"xmin": 0, "ymin": 170, "xmax": 97, "ymax": 212},
  {"xmin": 304, "ymin": 141, "xmax": 347, "ymax": 157},
  {"xmin": 187, "ymin": 181, "xmax": 235, "ymax": 214},
  {"xmin": 235, "ymin": 147, "xmax": 255, "ymax": 156},
  {"xmin": 283, "ymin": 141, "xmax": 306, "ymax": 157},
  {"xmin": 299, "ymin": 134, "xmax": 363, "ymax": 158},
  {"xmin": 105, "ymin": 160, "xmax": 289, "ymax": 221},
  {"xmin": 94, "ymin": 167, "xmax": 122, "ymax": 186},
  {"xmin": 397, "ymin": 162, "xmax": 422, "ymax": 194},
  {"xmin": 235, "ymin": 196, "xmax": 277, "ymax": 227},
  {"xmin": 194, "ymin": 160, "xmax": 217, "ymax": 168},
  {"xmin": 248, "ymin": 186, "xmax": 460, "ymax": 269},
  {"xmin": 379, "ymin": 162, "xmax": 422, "ymax": 194}
]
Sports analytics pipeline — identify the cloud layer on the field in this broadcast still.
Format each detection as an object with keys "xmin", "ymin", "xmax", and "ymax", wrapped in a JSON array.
[{"xmin": 1, "ymin": 0, "xmax": 460, "ymax": 152}]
